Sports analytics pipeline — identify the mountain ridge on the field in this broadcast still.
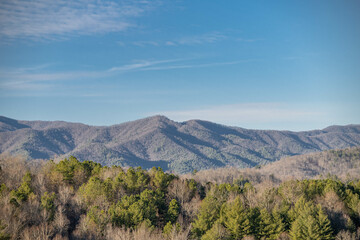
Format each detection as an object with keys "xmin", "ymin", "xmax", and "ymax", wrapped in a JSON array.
[{"xmin": 1, "ymin": 115, "xmax": 360, "ymax": 173}]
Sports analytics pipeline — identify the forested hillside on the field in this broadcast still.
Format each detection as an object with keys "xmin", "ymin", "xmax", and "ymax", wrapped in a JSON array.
[
  {"xmin": 1, "ymin": 115, "xmax": 360, "ymax": 173},
  {"xmin": 1, "ymin": 154, "xmax": 360, "ymax": 239},
  {"xmin": 187, "ymin": 147, "xmax": 360, "ymax": 184}
]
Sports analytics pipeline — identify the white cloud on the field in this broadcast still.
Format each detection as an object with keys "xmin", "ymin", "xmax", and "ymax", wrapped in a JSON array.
[
  {"xmin": 0, "ymin": 59, "xmax": 181, "ymax": 89},
  {"xmin": 177, "ymin": 32, "xmax": 227, "ymax": 45},
  {"xmin": 0, "ymin": 0, "xmax": 157, "ymax": 40},
  {"xmin": 236, "ymin": 38, "xmax": 263, "ymax": 42},
  {"xmin": 132, "ymin": 41, "xmax": 159, "ymax": 47},
  {"xmin": 127, "ymin": 31, "xmax": 261, "ymax": 48},
  {"xmin": 107, "ymin": 59, "xmax": 183, "ymax": 72},
  {"xmin": 0, "ymin": 58, "xmax": 255, "ymax": 90},
  {"xmin": 129, "ymin": 32, "xmax": 228, "ymax": 47},
  {"xmin": 154, "ymin": 103, "xmax": 327, "ymax": 130},
  {"xmin": 0, "ymin": 67, "xmax": 106, "ymax": 90},
  {"xmin": 165, "ymin": 41, "xmax": 176, "ymax": 46},
  {"xmin": 143, "ymin": 59, "xmax": 259, "ymax": 71}
]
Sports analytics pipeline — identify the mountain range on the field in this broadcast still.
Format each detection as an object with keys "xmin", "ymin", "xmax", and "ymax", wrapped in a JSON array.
[{"xmin": 1, "ymin": 115, "xmax": 360, "ymax": 173}]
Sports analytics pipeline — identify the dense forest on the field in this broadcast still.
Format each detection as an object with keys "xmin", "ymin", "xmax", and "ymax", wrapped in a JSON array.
[
  {"xmin": 2, "ymin": 116, "xmax": 360, "ymax": 174},
  {"xmin": 1, "ymin": 149, "xmax": 360, "ymax": 239}
]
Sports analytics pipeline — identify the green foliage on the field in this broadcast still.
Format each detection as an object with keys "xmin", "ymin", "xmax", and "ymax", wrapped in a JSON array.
[
  {"xmin": 151, "ymin": 167, "xmax": 174, "ymax": 190},
  {"xmin": 52, "ymin": 156, "xmax": 101, "ymax": 185},
  {"xmin": 220, "ymin": 196, "xmax": 251, "ymax": 239},
  {"xmin": 163, "ymin": 221, "xmax": 181, "ymax": 239},
  {"xmin": 1, "ymin": 154, "xmax": 360, "ymax": 239},
  {"xmin": 10, "ymin": 172, "xmax": 33, "ymax": 203},
  {"xmin": 317, "ymin": 206, "xmax": 334, "ymax": 240},
  {"xmin": 201, "ymin": 221, "xmax": 231, "ymax": 240},
  {"xmin": 271, "ymin": 208, "xmax": 286, "ymax": 239},
  {"xmin": 130, "ymin": 189, "xmax": 158, "ymax": 226},
  {"xmin": 53, "ymin": 156, "xmax": 81, "ymax": 183},
  {"xmin": 167, "ymin": 199, "xmax": 180, "ymax": 223},
  {"xmin": 79, "ymin": 176, "xmax": 114, "ymax": 206},
  {"xmin": 0, "ymin": 184, "xmax": 7, "ymax": 198},
  {"xmin": 41, "ymin": 192, "xmax": 56, "ymax": 221},
  {"xmin": 258, "ymin": 208, "xmax": 274, "ymax": 239},
  {"xmin": 123, "ymin": 167, "xmax": 150, "ymax": 194},
  {"xmin": 109, "ymin": 195, "xmax": 137, "ymax": 228},
  {"xmin": 109, "ymin": 189, "xmax": 161, "ymax": 228},
  {"xmin": 191, "ymin": 184, "xmax": 232, "ymax": 237},
  {"xmin": 290, "ymin": 199, "xmax": 334, "ymax": 240},
  {"xmin": 0, "ymin": 220, "xmax": 10, "ymax": 240},
  {"xmin": 87, "ymin": 205, "xmax": 110, "ymax": 233}
]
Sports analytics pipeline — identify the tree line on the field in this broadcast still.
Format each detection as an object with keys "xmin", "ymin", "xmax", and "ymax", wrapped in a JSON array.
[{"xmin": 1, "ymin": 154, "xmax": 360, "ymax": 239}]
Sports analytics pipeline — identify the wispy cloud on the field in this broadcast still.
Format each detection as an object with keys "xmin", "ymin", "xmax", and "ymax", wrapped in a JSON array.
[
  {"xmin": 141, "ymin": 59, "xmax": 259, "ymax": 71},
  {"xmin": 131, "ymin": 31, "xmax": 228, "ymax": 47},
  {"xmin": 132, "ymin": 41, "xmax": 159, "ymax": 47},
  {"xmin": 0, "ymin": 58, "xmax": 256, "ymax": 90},
  {"xmin": 108, "ymin": 59, "xmax": 182, "ymax": 72},
  {"xmin": 176, "ymin": 32, "xmax": 227, "ymax": 45},
  {"xmin": 154, "ymin": 103, "xmax": 326, "ymax": 130},
  {"xmin": 125, "ymin": 31, "xmax": 262, "ymax": 48},
  {"xmin": 0, "ymin": 67, "xmax": 105, "ymax": 90},
  {"xmin": 0, "ymin": 0, "xmax": 158, "ymax": 41},
  {"xmin": 236, "ymin": 38, "xmax": 263, "ymax": 42}
]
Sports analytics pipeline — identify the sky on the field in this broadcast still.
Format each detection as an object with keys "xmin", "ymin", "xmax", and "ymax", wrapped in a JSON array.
[{"xmin": 0, "ymin": 0, "xmax": 359, "ymax": 131}]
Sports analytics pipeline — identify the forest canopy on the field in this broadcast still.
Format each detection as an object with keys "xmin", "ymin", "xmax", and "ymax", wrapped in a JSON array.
[{"xmin": 1, "ymin": 152, "xmax": 360, "ymax": 240}]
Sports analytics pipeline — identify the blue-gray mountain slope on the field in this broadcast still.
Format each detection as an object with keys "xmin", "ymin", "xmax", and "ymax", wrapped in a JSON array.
[{"xmin": 1, "ymin": 115, "xmax": 360, "ymax": 173}]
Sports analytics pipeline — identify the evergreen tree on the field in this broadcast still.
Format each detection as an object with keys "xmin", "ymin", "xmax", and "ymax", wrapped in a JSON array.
[
  {"xmin": 41, "ymin": 192, "xmax": 56, "ymax": 221},
  {"xmin": 163, "ymin": 221, "xmax": 181, "ymax": 239},
  {"xmin": 290, "ymin": 199, "xmax": 334, "ymax": 240},
  {"xmin": 305, "ymin": 215, "xmax": 321, "ymax": 240},
  {"xmin": 290, "ymin": 217, "xmax": 305, "ymax": 240},
  {"xmin": 10, "ymin": 172, "xmax": 33, "ymax": 203},
  {"xmin": 167, "ymin": 199, "xmax": 180, "ymax": 223},
  {"xmin": 201, "ymin": 221, "xmax": 231, "ymax": 240},
  {"xmin": 271, "ymin": 208, "xmax": 286, "ymax": 239},
  {"xmin": 220, "ymin": 196, "xmax": 251, "ymax": 239},
  {"xmin": 317, "ymin": 206, "xmax": 333, "ymax": 240},
  {"xmin": 258, "ymin": 208, "xmax": 273, "ymax": 239},
  {"xmin": 192, "ymin": 195, "xmax": 223, "ymax": 237}
]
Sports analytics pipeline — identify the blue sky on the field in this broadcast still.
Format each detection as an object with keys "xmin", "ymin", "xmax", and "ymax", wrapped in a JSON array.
[{"xmin": 0, "ymin": 0, "xmax": 359, "ymax": 131}]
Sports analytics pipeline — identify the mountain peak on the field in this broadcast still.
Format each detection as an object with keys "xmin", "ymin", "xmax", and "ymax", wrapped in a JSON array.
[
  {"xmin": 1, "ymin": 116, "xmax": 360, "ymax": 173},
  {"xmin": 147, "ymin": 115, "xmax": 171, "ymax": 122}
]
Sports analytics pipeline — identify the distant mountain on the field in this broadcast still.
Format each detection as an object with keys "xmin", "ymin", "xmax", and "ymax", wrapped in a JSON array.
[
  {"xmin": 1, "ymin": 115, "xmax": 360, "ymax": 173},
  {"xmin": 185, "ymin": 146, "xmax": 360, "ymax": 185},
  {"xmin": 257, "ymin": 146, "xmax": 360, "ymax": 179}
]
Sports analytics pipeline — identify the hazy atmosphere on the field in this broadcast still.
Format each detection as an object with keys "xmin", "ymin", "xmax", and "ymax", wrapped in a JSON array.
[{"xmin": 0, "ymin": 0, "xmax": 359, "ymax": 130}]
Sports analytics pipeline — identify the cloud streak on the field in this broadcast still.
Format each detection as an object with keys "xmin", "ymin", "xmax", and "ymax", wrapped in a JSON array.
[
  {"xmin": 154, "ymin": 103, "xmax": 326, "ymax": 130},
  {"xmin": 108, "ymin": 59, "xmax": 184, "ymax": 72},
  {"xmin": 127, "ymin": 31, "xmax": 229, "ymax": 47},
  {"xmin": 0, "ymin": 58, "xmax": 256, "ymax": 90},
  {"xmin": 175, "ymin": 32, "xmax": 227, "ymax": 45},
  {"xmin": 0, "ymin": 0, "xmax": 157, "ymax": 41}
]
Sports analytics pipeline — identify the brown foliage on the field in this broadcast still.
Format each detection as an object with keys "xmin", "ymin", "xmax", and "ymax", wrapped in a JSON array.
[{"xmin": 0, "ymin": 153, "xmax": 28, "ymax": 189}]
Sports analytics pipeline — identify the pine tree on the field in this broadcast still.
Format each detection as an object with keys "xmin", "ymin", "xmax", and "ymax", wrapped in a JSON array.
[
  {"xmin": 289, "ymin": 199, "xmax": 313, "ymax": 240},
  {"xmin": 271, "ymin": 208, "xmax": 286, "ymax": 239},
  {"xmin": 305, "ymin": 215, "xmax": 321, "ymax": 240},
  {"xmin": 220, "ymin": 197, "xmax": 251, "ymax": 239},
  {"xmin": 290, "ymin": 199, "xmax": 334, "ymax": 240},
  {"xmin": 258, "ymin": 208, "xmax": 273, "ymax": 239},
  {"xmin": 289, "ymin": 217, "xmax": 305, "ymax": 240},
  {"xmin": 317, "ymin": 206, "xmax": 333, "ymax": 240},
  {"xmin": 167, "ymin": 199, "xmax": 180, "ymax": 223},
  {"xmin": 191, "ymin": 195, "xmax": 222, "ymax": 237},
  {"xmin": 10, "ymin": 172, "xmax": 33, "ymax": 203},
  {"xmin": 41, "ymin": 192, "xmax": 56, "ymax": 221},
  {"xmin": 201, "ymin": 221, "xmax": 230, "ymax": 240}
]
